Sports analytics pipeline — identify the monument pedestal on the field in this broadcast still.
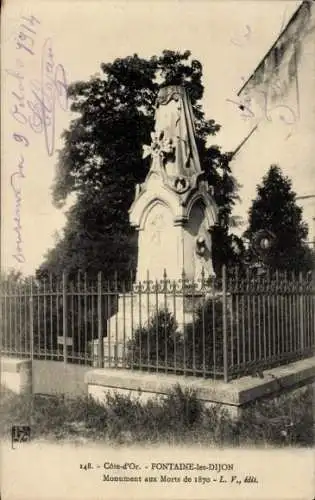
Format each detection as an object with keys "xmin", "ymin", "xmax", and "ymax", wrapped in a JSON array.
[
  {"xmin": 106, "ymin": 291, "xmax": 206, "ymax": 341},
  {"xmin": 91, "ymin": 289, "xmax": 211, "ymax": 365}
]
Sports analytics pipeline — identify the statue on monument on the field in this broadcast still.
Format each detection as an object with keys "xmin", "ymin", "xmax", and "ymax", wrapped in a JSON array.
[{"xmin": 142, "ymin": 85, "xmax": 202, "ymax": 191}]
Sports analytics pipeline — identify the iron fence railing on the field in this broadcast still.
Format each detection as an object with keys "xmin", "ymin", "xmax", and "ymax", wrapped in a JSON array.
[{"xmin": 1, "ymin": 267, "xmax": 314, "ymax": 381}]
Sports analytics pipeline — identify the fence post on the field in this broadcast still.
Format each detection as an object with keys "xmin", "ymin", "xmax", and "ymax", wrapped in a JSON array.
[
  {"xmin": 62, "ymin": 272, "xmax": 68, "ymax": 365},
  {"xmin": 222, "ymin": 265, "xmax": 228, "ymax": 383},
  {"xmin": 29, "ymin": 278, "xmax": 34, "ymax": 419},
  {"xmin": 29, "ymin": 279, "xmax": 34, "ymax": 361},
  {"xmin": 97, "ymin": 272, "xmax": 104, "ymax": 368},
  {"xmin": 299, "ymin": 272, "xmax": 304, "ymax": 351}
]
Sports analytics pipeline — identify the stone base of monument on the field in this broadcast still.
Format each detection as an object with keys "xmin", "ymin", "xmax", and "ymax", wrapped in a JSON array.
[
  {"xmin": 107, "ymin": 292, "xmax": 202, "ymax": 335},
  {"xmin": 91, "ymin": 291, "xmax": 219, "ymax": 367}
]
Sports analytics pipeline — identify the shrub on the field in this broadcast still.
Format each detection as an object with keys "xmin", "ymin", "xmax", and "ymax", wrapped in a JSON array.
[
  {"xmin": 160, "ymin": 384, "xmax": 203, "ymax": 429},
  {"xmin": 126, "ymin": 309, "xmax": 183, "ymax": 370},
  {"xmin": 184, "ymin": 297, "xmax": 227, "ymax": 375}
]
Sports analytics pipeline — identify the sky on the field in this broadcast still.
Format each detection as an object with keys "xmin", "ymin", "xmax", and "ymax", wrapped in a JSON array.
[{"xmin": 1, "ymin": 0, "xmax": 301, "ymax": 276}]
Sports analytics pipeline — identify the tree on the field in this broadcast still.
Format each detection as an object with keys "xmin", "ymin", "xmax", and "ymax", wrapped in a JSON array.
[
  {"xmin": 244, "ymin": 165, "xmax": 313, "ymax": 272},
  {"xmin": 0, "ymin": 271, "xmax": 34, "ymax": 354},
  {"xmin": 38, "ymin": 50, "xmax": 239, "ymax": 281}
]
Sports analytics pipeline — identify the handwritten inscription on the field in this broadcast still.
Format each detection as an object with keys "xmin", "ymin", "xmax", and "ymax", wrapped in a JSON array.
[
  {"xmin": 228, "ymin": 15, "xmax": 299, "ymax": 131},
  {"xmin": 226, "ymin": 95, "xmax": 255, "ymax": 121},
  {"xmin": 16, "ymin": 15, "xmax": 40, "ymax": 55},
  {"xmin": 7, "ymin": 15, "xmax": 40, "ymax": 264},
  {"xmin": 10, "ymin": 37, "xmax": 68, "ymax": 157},
  {"xmin": 230, "ymin": 24, "xmax": 251, "ymax": 46},
  {"xmin": 11, "ymin": 152, "xmax": 27, "ymax": 263},
  {"xmin": 6, "ymin": 15, "xmax": 68, "ymax": 265},
  {"xmin": 29, "ymin": 38, "xmax": 68, "ymax": 156}
]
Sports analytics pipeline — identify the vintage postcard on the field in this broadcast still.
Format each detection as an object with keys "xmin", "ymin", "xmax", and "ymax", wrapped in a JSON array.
[{"xmin": 1, "ymin": 0, "xmax": 314, "ymax": 499}]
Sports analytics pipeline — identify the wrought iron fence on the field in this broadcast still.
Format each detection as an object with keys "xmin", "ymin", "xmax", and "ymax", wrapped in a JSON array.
[{"xmin": 0, "ymin": 267, "xmax": 314, "ymax": 381}]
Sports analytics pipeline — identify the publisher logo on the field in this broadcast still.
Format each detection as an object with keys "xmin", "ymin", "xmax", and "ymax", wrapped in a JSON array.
[{"xmin": 11, "ymin": 425, "xmax": 31, "ymax": 448}]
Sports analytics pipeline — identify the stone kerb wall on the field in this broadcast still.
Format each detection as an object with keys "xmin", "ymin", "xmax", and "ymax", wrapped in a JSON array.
[
  {"xmin": 2, "ymin": 355, "xmax": 314, "ymax": 420},
  {"xmin": 85, "ymin": 357, "xmax": 315, "ymax": 419},
  {"xmin": 1, "ymin": 357, "xmax": 32, "ymax": 395},
  {"xmin": 1, "ymin": 358, "xmax": 91, "ymax": 397}
]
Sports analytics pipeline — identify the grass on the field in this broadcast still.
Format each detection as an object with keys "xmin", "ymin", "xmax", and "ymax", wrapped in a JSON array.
[{"xmin": 0, "ymin": 384, "xmax": 313, "ymax": 447}]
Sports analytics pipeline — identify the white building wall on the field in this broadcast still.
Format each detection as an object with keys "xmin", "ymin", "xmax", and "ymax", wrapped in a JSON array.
[{"xmin": 231, "ymin": 1, "xmax": 315, "ymax": 247}]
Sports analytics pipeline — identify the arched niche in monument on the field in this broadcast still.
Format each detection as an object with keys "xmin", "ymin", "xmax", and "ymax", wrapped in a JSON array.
[
  {"xmin": 136, "ymin": 201, "xmax": 179, "ymax": 282},
  {"xmin": 184, "ymin": 198, "xmax": 215, "ymax": 281}
]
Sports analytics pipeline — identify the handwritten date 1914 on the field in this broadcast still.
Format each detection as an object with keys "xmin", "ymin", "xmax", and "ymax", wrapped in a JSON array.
[{"xmin": 16, "ymin": 15, "xmax": 40, "ymax": 55}]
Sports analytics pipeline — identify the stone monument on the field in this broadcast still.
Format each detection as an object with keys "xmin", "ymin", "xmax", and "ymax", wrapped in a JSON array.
[
  {"xmin": 130, "ymin": 84, "xmax": 217, "ymax": 282},
  {"xmin": 103, "ymin": 85, "xmax": 218, "ymax": 359}
]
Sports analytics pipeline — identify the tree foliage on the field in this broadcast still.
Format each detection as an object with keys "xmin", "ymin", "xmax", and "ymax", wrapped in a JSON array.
[
  {"xmin": 244, "ymin": 165, "xmax": 313, "ymax": 272},
  {"xmin": 38, "ymin": 50, "xmax": 238, "ymax": 280}
]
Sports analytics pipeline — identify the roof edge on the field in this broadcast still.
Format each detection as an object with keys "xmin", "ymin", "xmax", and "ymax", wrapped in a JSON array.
[{"xmin": 237, "ymin": 1, "xmax": 306, "ymax": 96}]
